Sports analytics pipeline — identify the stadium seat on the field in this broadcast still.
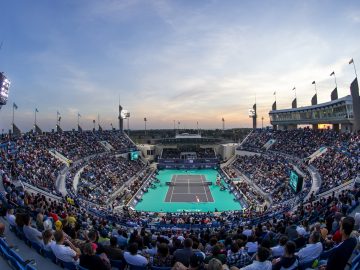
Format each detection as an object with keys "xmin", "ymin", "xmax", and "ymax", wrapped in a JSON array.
[
  {"xmin": 0, "ymin": 243, "xmax": 12, "ymax": 259},
  {"xmin": 30, "ymin": 241, "xmax": 43, "ymax": 255},
  {"xmin": 350, "ymin": 253, "xmax": 360, "ymax": 270},
  {"xmin": 9, "ymin": 248, "xmax": 27, "ymax": 265},
  {"xmin": 58, "ymin": 259, "xmax": 78, "ymax": 270},
  {"xmin": 43, "ymin": 249, "xmax": 57, "ymax": 264},
  {"xmin": 110, "ymin": 259, "xmax": 123, "ymax": 270},
  {"xmin": 298, "ymin": 259, "xmax": 317, "ymax": 270},
  {"xmin": 8, "ymin": 254, "xmax": 26, "ymax": 270},
  {"xmin": 128, "ymin": 264, "xmax": 148, "ymax": 270},
  {"xmin": 9, "ymin": 224, "xmax": 17, "ymax": 232},
  {"xmin": 25, "ymin": 265, "xmax": 37, "ymax": 270},
  {"xmin": 151, "ymin": 266, "xmax": 172, "ymax": 270}
]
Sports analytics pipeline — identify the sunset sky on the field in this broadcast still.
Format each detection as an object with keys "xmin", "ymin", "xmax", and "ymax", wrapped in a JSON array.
[{"xmin": 0, "ymin": 0, "xmax": 359, "ymax": 132}]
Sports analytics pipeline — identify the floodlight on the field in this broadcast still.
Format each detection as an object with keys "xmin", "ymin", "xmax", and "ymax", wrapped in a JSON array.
[{"xmin": 0, "ymin": 72, "xmax": 11, "ymax": 106}]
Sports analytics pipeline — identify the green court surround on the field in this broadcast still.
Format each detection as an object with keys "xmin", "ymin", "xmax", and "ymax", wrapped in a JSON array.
[{"xmin": 134, "ymin": 169, "xmax": 243, "ymax": 213}]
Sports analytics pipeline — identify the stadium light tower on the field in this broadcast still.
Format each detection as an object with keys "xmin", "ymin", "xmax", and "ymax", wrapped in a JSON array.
[
  {"xmin": 0, "ymin": 72, "xmax": 11, "ymax": 111},
  {"xmin": 144, "ymin": 117, "xmax": 147, "ymax": 135},
  {"xmin": 34, "ymin": 108, "xmax": 39, "ymax": 132},
  {"xmin": 127, "ymin": 114, "xmax": 130, "ymax": 135}
]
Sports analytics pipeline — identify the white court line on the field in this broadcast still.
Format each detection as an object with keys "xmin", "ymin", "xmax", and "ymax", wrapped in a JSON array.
[
  {"xmin": 202, "ymin": 175, "xmax": 210, "ymax": 202},
  {"xmin": 172, "ymin": 192, "xmax": 206, "ymax": 195},
  {"xmin": 187, "ymin": 178, "xmax": 190, "ymax": 194},
  {"xmin": 169, "ymin": 175, "xmax": 177, "ymax": 202}
]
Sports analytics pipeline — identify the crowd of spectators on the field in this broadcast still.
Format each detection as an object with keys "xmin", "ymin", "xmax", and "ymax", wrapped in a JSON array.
[
  {"xmin": 161, "ymin": 147, "xmax": 216, "ymax": 159},
  {"xmin": 239, "ymin": 128, "xmax": 360, "ymax": 195},
  {"xmin": 93, "ymin": 130, "xmax": 135, "ymax": 152},
  {"xmin": 234, "ymin": 181, "xmax": 266, "ymax": 207},
  {"xmin": 1, "ymin": 177, "xmax": 360, "ymax": 270},
  {"xmin": 225, "ymin": 154, "xmax": 310, "ymax": 204},
  {"xmin": 0, "ymin": 133, "xmax": 64, "ymax": 194},
  {"xmin": 76, "ymin": 155, "xmax": 144, "ymax": 205},
  {"xmin": 0, "ymin": 130, "xmax": 137, "ymax": 196}
]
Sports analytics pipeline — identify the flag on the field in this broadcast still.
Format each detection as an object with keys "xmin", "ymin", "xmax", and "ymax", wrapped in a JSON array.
[
  {"xmin": 35, "ymin": 108, "xmax": 39, "ymax": 112},
  {"xmin": 312, "ymin": 81, "xmax": 315, "ymax": 84},
  {"xmin": 78, "ymin": 113, "xmax": 81, "ymax": 117},
  {"xmin": 272, "ymin": 101, "xmax": 277, "ymax": 111},
  {"xmin": 273, "ymin": 91, "xmax": 276, "ymax": 95},
  {"xmin": 13, "ymin": 103, "xmax": 18, "ymax": 110},
  {"xmin": 0, "ymin": 41, "xmax": 3, "ymax": 50},
  {"xmin": 144, "ymin": 117, "xmax": 147, "ymax": 121},
  {"xmin": 57, "ymin": 111, "xmax": 60, "ymax": 116},
  {"xmin": 222, "ymin": 118, "xmax": 224, "ymax": 122},
  {"xmin": 330, "ymin": 71, "xmax": 335, "ymax": 76},
  {"xmin": 292, "ymin": 87, "xmax": 296, "ymax": 91},
  {"xmin": 93, "ymin": 120, "xmax": 95, "ymax": 123},
  {"xmin": 349, "ymin": 58, "xmax": 354, "ymax": 64},
  {"xmin": 311, "ymin": 94, "xmax": 317, "ymax": 105}
]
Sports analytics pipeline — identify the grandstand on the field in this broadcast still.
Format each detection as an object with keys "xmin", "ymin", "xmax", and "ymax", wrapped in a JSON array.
[
  {"xmin": 1, "ymin": 77, "xmax": 360, "ymax": 269},
  {"xmin": 0, "ymin": 120, "xmax": 359, "ymax": 269}
]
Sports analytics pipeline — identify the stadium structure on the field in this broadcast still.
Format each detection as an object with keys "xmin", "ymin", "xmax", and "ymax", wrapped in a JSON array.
[
  {"xmin": 0, "ymin": 75, "xmax": 360, "ymax": 270},
  {"xmin": 269, "ymin": 78, "xmax": 360, "ymax": 132}
]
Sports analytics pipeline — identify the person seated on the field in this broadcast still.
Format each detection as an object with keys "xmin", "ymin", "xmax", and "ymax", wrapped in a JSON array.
[
  {"xmin": 205, "ymin": 245, "xmax": 226, "ymax": 264},
  {"xmin": 23, "ymin": 214, "xmax": 43, "ymax": 246},
  {"xmin": 103, "ymin": 236, "xmax": 124, "ymax": 261},
  {"xmin": 151, "ymin": 243, "xmax": 173, "ymax": 267},
  {"xmin": 0, "ymin": 222, "xmax": 5, "ymax": 238},
  {"xmin": 6, "ymin": 208, "xmax": 16, "ymax": 227},
  {"xmin": 271, "ymin": 235, "xmax": 288, "ymax": 258},
  {"xmin": 319, "ymin": 216, "xmax": 357, "ymax": 270},
  {"xmin": 226, "ymin": 242, "xmax": 251, "ymax": 268},
  {"xmin": 207, "ymin": 258, "xmax": 223, "ymax": 270},
  {"xmin": 42, "ymin": 229, "xmax": 55, "ymax": 251},
  {"xmin": 233, "ymin": 246, "xmax": 272, "ymax": 270},
  {"xmin": 272, "ymin": 241, "xmax": 298, "ymax": 270},
  {"xmin": 245, "ymin": 236, "xmax": 258, "ymax": 255},
  {"xmin": 51, "ymin": 230, "xmax": 81, "ymax": 264},
  {"xmin": 296, "ymin": 231, "xmax": 323, "ymax": 266},
  {"xmin": 173, "ymin": 238, "xmax": 194, "ymax": 267},
  {"xmin": 124, "ymin": 242, "xmax": 148, "ymax": 266},
  {"xmin": 80, "ymin": 242, "xmax": 109, "ymax": 270},
  {"xmin": 294, "ymin": 227, "xmax": 307, "ymax": 250}
]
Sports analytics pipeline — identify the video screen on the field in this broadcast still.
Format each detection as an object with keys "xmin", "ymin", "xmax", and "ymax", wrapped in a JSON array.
[
  {"xmin": 130, "ymin": 151, "xmax": 139, "ymax": 161},
  {"xmin": 289, "ymin": 170, "xmax": 303, "ymax": 193}
]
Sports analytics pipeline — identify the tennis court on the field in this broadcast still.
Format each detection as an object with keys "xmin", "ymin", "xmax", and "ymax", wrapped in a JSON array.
[
  {"xmin": 164, "ymin": 175, "xmax": 214, "ymax": 202},
  {"xmin": 134, "ymin": 169, "xmax": 242, "ymax": 213}
]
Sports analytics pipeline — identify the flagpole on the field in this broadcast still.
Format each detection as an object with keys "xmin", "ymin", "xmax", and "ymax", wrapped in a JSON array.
[
  {"xmin": 77, "ymin": 113, "xmax": 80, "ymax": 127},
  {"xmin": 12, "ymin": 103, "xmax": 15, "ymax": 131},
  {"xmin": 331, "ymin": 71, "xmax": 338, "ymax": 88},
  {"xmin": 351, "ymin": 59, "xmax": 358, "ymax": 78},
  {"xmin": 35, "ymin": 108, "xmax": 37, "ymax": 126}
]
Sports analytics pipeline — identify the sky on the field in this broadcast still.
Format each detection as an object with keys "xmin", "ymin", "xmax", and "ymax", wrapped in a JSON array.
[{"xmin": 0, "ymin": 0, "xmax": 359, "ymax": 132}]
